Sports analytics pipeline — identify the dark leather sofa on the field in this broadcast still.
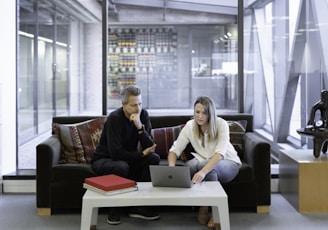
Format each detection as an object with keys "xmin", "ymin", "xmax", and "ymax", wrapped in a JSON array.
[{"xmin": 36, "ymin": 114, "xmax": 271, "ymax": 215}]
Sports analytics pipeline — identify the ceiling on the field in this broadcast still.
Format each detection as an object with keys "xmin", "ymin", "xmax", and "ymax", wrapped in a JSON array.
[
  {"xmin": 107, "ymin": 0, "xmax": 238, "ymax": 15},
  {"xmin": 19, "ymin": 0, "xmax": 252, "ymax": 25},
  {"xmin": 19, "ymin": 0, "xmax": 242, "ymax": 42},
  {"xmin": 19, "ymin": 0, "xmax": 270, "ymax": 25},
  {"xmin": 19, "ymin": 0, "xmax": 102, "ymax": 24}
]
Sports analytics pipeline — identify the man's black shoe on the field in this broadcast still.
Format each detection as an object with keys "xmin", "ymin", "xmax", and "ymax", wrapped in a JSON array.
[
  {"xmin": 107, "ymin": 208, "xmax": 121, "ymax": 225},
  {"xmin": 128, "ymin": 207, "xmax": 160, "ymax": 220}
]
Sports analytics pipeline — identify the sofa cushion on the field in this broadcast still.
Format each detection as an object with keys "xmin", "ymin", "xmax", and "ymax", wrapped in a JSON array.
[
  {"xmin": 77, "ymin": 118, "xmax": 106, "ymax": 163},
  {"xmin": 151, "ymin": 124, "xmax": 184, "ymax": 159},
  {"xmin": 228, "ymin": 120, "xmax": 247, "ymax": 160},
  {"xmin": 51, "ymin": 164, "xmax": 97, "ymax": 181},
  {"xmin": 54, "ymin": 117, "xmax": 106, "ymax": 164},
  {"xmin": 225, "ymin": 162, "xmax": 255, "ymax": 185}
]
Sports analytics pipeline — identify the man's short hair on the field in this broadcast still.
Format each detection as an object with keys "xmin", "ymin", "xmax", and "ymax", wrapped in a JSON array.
[{"xmin": 121, "ymin": 85, "xmax": 141, "ymax": 104}]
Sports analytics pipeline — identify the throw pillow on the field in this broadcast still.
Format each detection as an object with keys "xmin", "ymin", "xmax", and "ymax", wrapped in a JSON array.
[
  {"xmin": 54, "ymin": 122, "xmax": 85, "ymax": 164},
  {"xmin": 54, "ymin": 117, "xmax": 106, "ymax": 164},
  {"xmin": 151, "ymin": 125, "xmax": 184, "ymax": 159},
  {"xmin": 77, "ymin": 117, "xmax": 106, "ymax": 163},
  {"xmin": 227, "ymin": 120, "xmax": 247, "ymax": 159}
]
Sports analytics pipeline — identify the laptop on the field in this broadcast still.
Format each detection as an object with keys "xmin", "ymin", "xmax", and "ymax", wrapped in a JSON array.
[{"xmin": 149, "ymin": 165, "xmax": 193, "ymax": 188}]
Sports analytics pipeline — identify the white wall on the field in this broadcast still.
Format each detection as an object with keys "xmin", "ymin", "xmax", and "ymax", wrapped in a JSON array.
[
  {"xmin": 0, "ymin": 83, "xmax": 2, "ymax": 177},
  {"xmin": 0, "ymin": 1, "xmax": 17, "ymax": 176}
]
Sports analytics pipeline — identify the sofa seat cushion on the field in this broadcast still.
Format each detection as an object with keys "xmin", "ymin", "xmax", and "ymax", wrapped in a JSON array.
[
  {"xmin": 223, "ymin": 162, "xmax": 255, "ymax": 185},
  {"xmin": 51, "ymin": 164, "xmax": 96, "ymax": 182}
]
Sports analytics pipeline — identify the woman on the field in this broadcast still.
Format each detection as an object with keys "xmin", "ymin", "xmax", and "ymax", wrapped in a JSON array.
[{"xmin": 168, "ymin": 96, "xmax": 241, "ymax": 229}]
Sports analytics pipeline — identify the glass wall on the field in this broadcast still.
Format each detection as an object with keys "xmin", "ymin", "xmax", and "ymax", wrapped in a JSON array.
[
  {"xmin": 19, "ymin": 14, "xmax": 70, "ymax": 141},
  {"xmin": 17, "ymin": 0, "xmax": 328, "ymax": 170},
  {"xmin": 17, "ymin": 1, "xmax": 238, "ymax": 170},
  {"xmin": 18, "ymin": 0, "xmax": 102, "ymax": 169},
  {"xmin": 244, "ymin": 0, "xmax": 328, "ymax": 161},
  {"xmin": 106, "ymin": 2, "xmax": 239, "ymax": 113},
  {"xmin": 107, "ymin": 24, "xmax": 238, "ymax": 111},
  {"xmin": 16, "ymin": 2, "xmax": 242, "ymax": 170}
]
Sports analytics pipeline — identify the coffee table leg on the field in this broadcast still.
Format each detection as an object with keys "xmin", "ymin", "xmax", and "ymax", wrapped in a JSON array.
[
  {"xmin": 90, "ymin": 207, "xmax": 98, "ymax": 228},
  {"xmin": 212, "ymin": 203, "xmax": 230, "ymax": 230},
  {"xmin": 81, "ymin": 202, "xmax": 98, "ymax": 230}
]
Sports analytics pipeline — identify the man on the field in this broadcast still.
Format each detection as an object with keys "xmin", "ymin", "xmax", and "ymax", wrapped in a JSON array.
[{"xmin": 91, "ymin": 85, "xmax": 160, "ymax": 225}]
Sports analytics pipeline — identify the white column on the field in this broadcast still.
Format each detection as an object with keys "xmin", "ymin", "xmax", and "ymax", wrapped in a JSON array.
[{"xmin": 0, "ymin": 1, "xmax": 17, "ymax": 176}]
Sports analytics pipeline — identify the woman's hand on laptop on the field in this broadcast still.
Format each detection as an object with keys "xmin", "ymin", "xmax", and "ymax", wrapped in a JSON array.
[{"xmin": 192, "ymin": 171, "xmax": 206, "ymax": 184}]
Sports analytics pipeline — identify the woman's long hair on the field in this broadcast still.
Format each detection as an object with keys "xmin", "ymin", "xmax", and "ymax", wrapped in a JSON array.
[{"xmin": 193, "ymin": 96, "xmax": 218, "ymax": 141}]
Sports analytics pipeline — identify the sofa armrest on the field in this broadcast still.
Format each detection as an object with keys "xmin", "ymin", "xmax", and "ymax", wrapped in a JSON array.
[
  {"xmin": 244, "ymin": 132, "xmax": 271, "ymax": 205},
  {"xmin": 36, "ymin": 135, "xmax": 62, "ymax": 208}
]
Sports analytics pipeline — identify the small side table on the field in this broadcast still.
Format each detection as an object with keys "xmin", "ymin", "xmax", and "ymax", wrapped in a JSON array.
[
  {"xmin": 297, "ymin": 128, "xmax": 328, "ymax": 158},
  {"xmin": 279, "ymin": 149, "xmax": 328, "ymax": 213}
]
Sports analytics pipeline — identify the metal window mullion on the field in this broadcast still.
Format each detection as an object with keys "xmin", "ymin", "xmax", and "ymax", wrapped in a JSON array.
[{"xmin": 33, "ymin": 0, "xmax": 39, "ymax": 134}]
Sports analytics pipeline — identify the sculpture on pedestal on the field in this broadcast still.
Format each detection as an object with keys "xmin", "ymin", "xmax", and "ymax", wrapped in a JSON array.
[
  {"xmin": 306, "ymin": 90, "xmax": 328, "ymax": 131},
  {"xmin": 297, "ymin": 90, "xmax": 328, "ymax": 158}
]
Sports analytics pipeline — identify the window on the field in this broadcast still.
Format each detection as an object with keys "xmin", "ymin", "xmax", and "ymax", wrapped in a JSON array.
[
  {"xmin": 18, "ymin": 0, "xmax": 102, "ymax": 169},
  {"xmin": 107, "ymin": 24, "xmax": 238, "ymax": 111},
  {"xmin": 17, "ymin": 1, "xmax": 239, "ymax": 169}
]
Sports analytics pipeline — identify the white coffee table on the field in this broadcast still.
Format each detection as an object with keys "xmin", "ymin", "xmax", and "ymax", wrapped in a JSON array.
[{"xmin": 80, "ymin": 181, "xmax": 230, "ymax": 230}]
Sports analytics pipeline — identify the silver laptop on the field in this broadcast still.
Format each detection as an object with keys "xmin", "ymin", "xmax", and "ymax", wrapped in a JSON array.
[{"xmin": 149, "ymin": 165, "xmax": 193, "ymax": 188}]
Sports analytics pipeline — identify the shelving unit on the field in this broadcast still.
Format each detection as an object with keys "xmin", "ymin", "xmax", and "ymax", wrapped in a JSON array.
[{"xmin": 108, "ymin": 27, "xmax": 178, "ymax": 108}]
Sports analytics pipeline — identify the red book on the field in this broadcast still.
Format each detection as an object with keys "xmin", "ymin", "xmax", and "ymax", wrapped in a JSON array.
[
  {"xmin": 83, "ymin": 183, "xmax": 137, "ymax": 196},
  {"xmin": 84, "ymin": 174, "xmax": 136, "ymax": 191}
]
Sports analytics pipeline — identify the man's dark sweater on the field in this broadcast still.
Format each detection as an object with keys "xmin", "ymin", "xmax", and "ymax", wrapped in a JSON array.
[{"xmin": 91, "ymin": 107, "xmax": 154, "ymax": 163}]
